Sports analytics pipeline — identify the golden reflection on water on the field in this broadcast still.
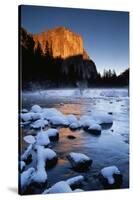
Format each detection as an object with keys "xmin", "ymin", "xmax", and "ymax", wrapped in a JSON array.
[
  {"xmin": 56, "ymin": 103, "xmax": 82, "ymax": 117},
  {"xmin": 55, "ymin": 127, "xmax": 84, "ymax": 154}
]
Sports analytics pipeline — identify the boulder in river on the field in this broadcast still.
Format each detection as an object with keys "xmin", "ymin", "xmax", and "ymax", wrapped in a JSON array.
[
  {"xmin": 67, "ymin": 152, "xmax": 92, "ymax": 171},
  {"xmin": 99, "ymin": 166, "xmax": 123, "ymax": 189}
]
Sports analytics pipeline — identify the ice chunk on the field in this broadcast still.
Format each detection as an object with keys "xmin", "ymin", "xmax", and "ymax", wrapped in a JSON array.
[
  {"xmin": 36, "ymin": 131, "xmax": 50, "ymax": 146},
  {"xmin": 31, "ymin": 105, "xmax": 42, "ymax": 113},
  {"xmin": 101, "ymin": 166, "xmax": 121, "ymax": 184},
  {"xmin": 43, "ymin": 181, "xmax": 72, "ymax": 194},
  {"xmin": 66, "ymin": 175, "xmax": 84, "ymax": 187},
  {"xmin": 31, "ymin": 119, "xmax": 48, "ymax": 129},
  {"xmin": 23, "ymin": 135, "xmax": 35, "ymax": 144}
]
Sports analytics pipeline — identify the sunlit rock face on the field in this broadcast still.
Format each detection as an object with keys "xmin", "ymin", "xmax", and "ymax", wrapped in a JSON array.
[
  {"xmin": 20, "ymin": 26, "xmax": 97, "ymax": 85},
  {"xmin": 33, "ymin": 26, "xmax": 85, "ymax": 59}
]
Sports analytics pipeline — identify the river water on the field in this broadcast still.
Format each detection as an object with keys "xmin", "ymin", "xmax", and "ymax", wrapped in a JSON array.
[{"xmin": 20, "ymin": 88, "xmax": 129, "ymax": 193}]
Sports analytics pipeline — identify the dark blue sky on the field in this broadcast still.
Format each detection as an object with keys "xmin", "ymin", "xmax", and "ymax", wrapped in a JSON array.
[{"xmin": 20, "ymin": 5, "xmax": 129, "ymax": 75}]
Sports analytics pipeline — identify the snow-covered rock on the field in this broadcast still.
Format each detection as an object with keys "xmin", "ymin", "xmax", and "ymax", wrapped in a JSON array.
[
  {"xmin": 36, "ymin": 131, "xmax": 50, "ymax": 146},
  {"xmin": 31, "ymin": 146, "xmax": 47, "ymax": 186},
  {"xmin": 100, "ymin": 166, "xmax": 123, "ymax": 187},
  {"xmin": 67, "ymin": 152, "xmax": 92, "ymax": 171},
  {"xmin": 41, "ymin": 108, "xmax": 63, "ymax": 120},
  {"xmin": 31, "ymin": 168, "xmax": 47, "ymax": 187},
  {"xmin": 67, "ymin": 114, "xmax": 78, "ymax": 124},
  {"xmin": 31, "ymin": 105, "xmax": 42, "ymax": 113},
  {"xmin": 44, "ymin": 128, "xmax": 59, "ymax": 141},
  {"xmin": 31, "ymin": 113, "xmax": 42, "ymax": 121},
  {"xmin": 43, "ymin": 181, "xmax": 72, "ymax": 194},
  {"xmin": 31, "ymin": 146, "xmax": 57, "ymax": 186},
  {"xmin": 69, "ymin": 122, "xmax": 81, "ymax": 130},
  {"xmin": 21, "ymin": 144, "xmax": 33, "ymax": 163},
  {"xmin": 49, "ymin": 116, "xmax": 69, "ymax": 126},
  {"xmin": 79, "ymin": 115, "xmax": 95, "ymax": 128},
  {"xmin": 31, "ymin": 119, "xmax": 48, "ymax": 129},
  {"xmin": 66, "ymin": 175, "xmax": 84, "ymax": 188},
  {"xmin": 20, "ymin": 121, "xmax": 31, "ymax": 127},
  {"xmin": 21, "ymin": 109, "xmax": 28, "ymax": 113},
  {"xmin": 20, "ymin": 113, "xmax": 33, "ymax": 122},
  {"xmin": 88, "ymin": 123, "xmax": 102, "ymax": 135},
  {"xmin": 73, "ymin": 189, "xmax": 84, "ymax": 192},
  {"xmin": 93, "ymin": 113, "xmax": 113, "ymax": 124},
  {"xmin": 23, "ymin": 135, "xmax": 36, "ymax": 144},
  {"xmin": 20, "ymin": 167, "xmax": 35, "ymax": 193},
  {"xmin": 19, "ymin": 161, "xmax": 26, "ymax": 172}
]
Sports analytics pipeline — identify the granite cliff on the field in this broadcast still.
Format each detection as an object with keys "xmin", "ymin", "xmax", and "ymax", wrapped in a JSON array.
[{"xmin": 20, "ymin": 26, "xmax": 97, "ymax": 88}]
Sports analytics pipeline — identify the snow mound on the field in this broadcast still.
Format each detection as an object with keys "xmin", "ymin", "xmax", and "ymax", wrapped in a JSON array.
[
  {"xmin": 79, "ymin": 115, "xmax": 95, "ymax": 128},
  {"xmin": 41, "ymin": 108, "xmax": 63, "ymax": 120},
  {"xmin": 69, "ymin": 122, "xmax": 81, "ymax": 129},
  {"xmin": 31, "ymin": 146, "xmax": 57, "ymax": 185},
  {"xmin": 73, "ymin": 189, "xmax": 84, "ymax": 192},
  {"xmin": 36, "ymin": 131, "xmax": 50, "ymax": 146},
  {"xmin": 31, "ymin": 105, "xmax": 42, "ymax": 113},
  {"xmin": 23, "ymin": 135, "xmax": 35, "ymax": 144},
  {"xmin": 67, "ymin": 152, "xmax": 92, "ymax": 171},
  {"xmin": 89, "ymin": 123, "xmax": 101, "ymax": 131},
  {"xmin": 44, "ymin": 128, "xmax": 59, "ymax": 141},
  {"xmin": 43, "ymin": 181, "xmax": 72, "ymax": 194},
  {"xmin": 88, "ymin": 123, "xmax": 102, "ymax": 135},
  {"xmin": 21, "ymin": 144, "xmax": 32, "ymax": 162},
  {"xmin": 67, "ymin": 114, "xmax": 78, "ymax": 124},
  {"xmin": 31, "ymin": 113, "xmax": 42, "ymax": 121},
  {"xmin": 68, "ymin": 152, "xmax": 91, "ymax": 163},
  {"xmin": 20, "ymin": 167, "xmax": 35, "ymax": 191},
  {"xmin": 49, "ymin": 116, "xmax": 69, "ymax": 126},
  {"xmin": 66, "ymin": 175, "xmax": 84, "ymax": 187},
  {"xmin": 21, "ymin": 109, "xmax": 28, "ymax": 113},
  {"xmin": 19, "ymin": 161, "xmax": 25, "ymax": 172},
  {"xmin": 101, "ymin": 166, "xmax": 121, "ymax": 184},
  {"xmin": 93, "ymin": 113, "xmax": 113, "ymax": 124},
  {"xmin": 31, "ymin": 119, "xmax": 48, "ymax": 129},
  {"xmin": 20, "ymin": 113, "xmax": 33, "ymax": 122}
]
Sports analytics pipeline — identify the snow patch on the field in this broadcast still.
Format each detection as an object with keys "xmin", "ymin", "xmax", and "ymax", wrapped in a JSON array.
[
  {"xmin": 31, "ymin": 105, "xmax": 42, "ymax": 113},
  {"xmin": 31, "ymin": 119, "xmax": 48, "ymax": 129},
  {"xmin": 101, "ymin": 166, "xmax": 121, "ymax": 184},
  {"xmin": 43, "ymin": 181, "xmax": 72, "ymax": 194},
  {"xmin": 66, "ymin": 175, "xmax": 84, "ymax": 187},
  {"xmin": 23, "ymin": 135, "xmax": 36, "ymax": 144},
  {"xmin": 20, "ymin": 168, "xmax": 35, "ymax": 191},
  {"xmin": 36, "ymin": 131, "xmax": 50, "ymax": 146}
]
